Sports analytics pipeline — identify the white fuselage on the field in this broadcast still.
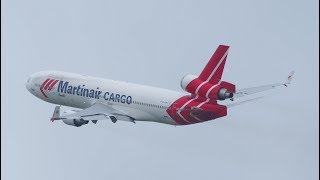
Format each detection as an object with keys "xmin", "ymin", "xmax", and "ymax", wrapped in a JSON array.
[{"xmin": 26, "ymin": 70, "xmax": 187, "ymax": 125}]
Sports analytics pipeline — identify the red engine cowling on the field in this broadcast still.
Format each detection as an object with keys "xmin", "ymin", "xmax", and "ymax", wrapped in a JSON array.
[{"xmin": 180, "ymin": 74, "xmax": 235, "ymax": 100}]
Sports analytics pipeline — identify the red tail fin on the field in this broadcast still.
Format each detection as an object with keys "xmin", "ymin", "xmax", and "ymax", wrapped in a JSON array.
[{"xmin": 199, "ymin": 45, "xmax": 229, "ymax": 84}]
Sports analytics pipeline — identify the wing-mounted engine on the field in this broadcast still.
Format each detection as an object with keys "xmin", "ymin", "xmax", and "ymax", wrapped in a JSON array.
[
  {"xmin": 61, "ymin": 110, "xmax": 89, "ymax": 127},
  {"xmin": 51, "ymin": 107, "xmax": 89, "ymax": 127},
  {"xmin": 180, "ymin": 74, "xmax": 235, "ymax": 100},
  {"xmin": 63, "ymin": 118, "xmax": 89, "ymax": 127},
  {"xmin": 50, "ymin": 104, "xmax": 134, "ymax": 127}
]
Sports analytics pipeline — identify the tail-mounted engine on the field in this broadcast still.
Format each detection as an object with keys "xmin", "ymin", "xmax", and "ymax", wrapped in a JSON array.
[{"xmin": 180, "ymin": 74, "xmax": 235, "ymax": 100}]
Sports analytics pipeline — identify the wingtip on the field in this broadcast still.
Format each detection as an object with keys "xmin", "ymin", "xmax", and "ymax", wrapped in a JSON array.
[{"xmin": 285, "ymin": 70, "xmax": 295, "ymax": 85}]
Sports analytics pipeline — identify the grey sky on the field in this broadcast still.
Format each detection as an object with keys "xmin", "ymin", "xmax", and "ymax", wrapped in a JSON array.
[{"xmin": 1, "ymin": 0, "xmax": 319, "ymax": 180}]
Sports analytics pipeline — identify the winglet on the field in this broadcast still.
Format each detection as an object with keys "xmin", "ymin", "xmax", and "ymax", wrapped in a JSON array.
[
  {"xmin": 284, "ymin": 71, "xmax": 295, "ymax": 86},
  {"xmin": 51, "ymin": 106, "xmax": 61, "ymax": 122}
]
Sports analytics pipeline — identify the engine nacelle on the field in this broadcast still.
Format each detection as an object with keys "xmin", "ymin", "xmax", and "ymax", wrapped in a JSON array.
[
  {"xmin": 217, "ymin": 88, "xmax": 234, "ymax": 100},
  {"xmin": 180, "ymin": 74, "xmax": 235, "ymax": 100},
  {"xmin": 63, "ymin": 118, "xmax": 89, "ymax": 127},
  {"xmin": 180, "ymin": 74, "xmax": 198, "ymax": 92},
  {"xmin": 61, "ymin": 110, "xmax": 89, "ymax": 127}
]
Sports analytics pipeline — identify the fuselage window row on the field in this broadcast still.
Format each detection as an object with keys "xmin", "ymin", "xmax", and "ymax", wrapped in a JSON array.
[{"xmin": 132, "ymin": 101, "xmax": 167, "ymax": 109}]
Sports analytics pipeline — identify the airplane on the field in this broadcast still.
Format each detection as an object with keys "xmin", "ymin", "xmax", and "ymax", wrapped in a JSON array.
[{"xmin": 26, "ymin": 45, "xmax": 294, "ymax": 127}]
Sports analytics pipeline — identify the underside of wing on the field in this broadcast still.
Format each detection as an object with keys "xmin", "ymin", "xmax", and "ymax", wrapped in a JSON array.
[
  {"xmin": 62, "ymin": 103, "xmax": 135, "ymax": 123},
  {"xmin": 234, "ymin": 83, "xmax": 284, "ymax": 98},
  {"xmin": 233, "ymin": 71, "xmax": 295, "ymax": 98},
  {"xmin": 226, "ymin": 96, "xmax": 263, "ymax": 108}
]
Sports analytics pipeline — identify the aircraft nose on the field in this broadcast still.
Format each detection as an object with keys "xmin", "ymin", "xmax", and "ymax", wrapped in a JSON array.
[
  {"xmin": 26, "ymin": 74, "xmax": 37, "ymax": 93},
  {"xmin": 26, "ymin": 76, "xmax": 31, "ymax": 90}
]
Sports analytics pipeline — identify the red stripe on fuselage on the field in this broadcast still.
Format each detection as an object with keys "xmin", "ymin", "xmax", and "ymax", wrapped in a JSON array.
[
  {"xmin": 48, "ymin": 80, "xmax": 59, "ymax": 90},
  {"xmin": 166, "ymin": 96, "xmax": 191, "ymax": 125},
  {"xmin": 167, "ymin": 94, "xmax": 227, "ymax": 125},
  {"xmin": 44, "ymin": 79, "xmax": 55, "ymax": 90},
  {"xmin": 40, "ymin": 78, "xmax": 50, "ymax": 98},
  {"xmin": 179, "ymin": 99, "xmax": 203, "ymax": 123}
]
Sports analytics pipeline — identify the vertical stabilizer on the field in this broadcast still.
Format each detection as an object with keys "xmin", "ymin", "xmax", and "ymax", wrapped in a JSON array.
[{"xmin": 198, "ymin": 45, "xmax": 229, "ymax": 84}]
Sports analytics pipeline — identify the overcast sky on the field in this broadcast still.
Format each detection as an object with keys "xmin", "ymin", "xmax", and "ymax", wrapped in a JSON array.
[{"xmin": 2, "ymin": 0, "xmax": 319, "ymax": 180}]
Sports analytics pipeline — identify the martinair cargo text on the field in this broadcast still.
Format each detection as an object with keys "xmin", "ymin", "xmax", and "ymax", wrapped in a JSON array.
[{"xmin": 26, "ymin": 45, "xmax": 294, "ymax": 127}]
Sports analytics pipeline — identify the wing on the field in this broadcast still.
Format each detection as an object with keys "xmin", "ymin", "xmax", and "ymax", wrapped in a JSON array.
[
  {"xmin": 233, "ymin": 71, "xmax": 294, "ymax": 98},
  {"xmin": 62, "ymin": 103, "xmax": 135, "ymax": 123},
  {"xmin": 226, "ymin": 97, "xmax": 263, "ymax": 108}
]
